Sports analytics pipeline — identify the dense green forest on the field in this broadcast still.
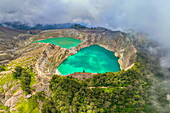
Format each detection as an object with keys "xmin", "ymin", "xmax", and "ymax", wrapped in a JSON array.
[
  {"xmin": 43, "ymin": 68, "xmax": 147, "ymax": 112},
  {"xmin": 40, "ymin": 53, "xmax": 169, "ymax": 113}
]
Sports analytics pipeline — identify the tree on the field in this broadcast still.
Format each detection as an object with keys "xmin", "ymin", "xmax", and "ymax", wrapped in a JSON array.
[
  {"xmin": 12, "ymin": 66, "xmax": 23, "ymax": 79},
  {"xmin": 20, "ymin": 70, "xmax": 31, "ymax": 94}
]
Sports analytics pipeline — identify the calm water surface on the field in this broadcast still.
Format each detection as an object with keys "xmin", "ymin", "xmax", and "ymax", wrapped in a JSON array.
[
  {"xmin": 33, "ymin": 37, "xmax": 81, "ymax": 49},
  {"xmin": 58, "ymin": 45, "xmax": 120, "ymax": 75}
]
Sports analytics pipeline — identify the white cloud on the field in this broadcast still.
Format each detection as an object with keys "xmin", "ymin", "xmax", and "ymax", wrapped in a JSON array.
[{"xmin": 0, "ymin": 0, "xmax": 170, "ymax": 47}]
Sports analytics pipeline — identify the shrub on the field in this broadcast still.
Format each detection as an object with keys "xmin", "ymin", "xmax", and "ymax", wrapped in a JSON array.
[
  {"xmin": 12, "ymin": 66, "xmax": 23, "ymax": 79},
  {"xmin": 0, "ymin": 65, "xmax": 6, "ymax": 72}
]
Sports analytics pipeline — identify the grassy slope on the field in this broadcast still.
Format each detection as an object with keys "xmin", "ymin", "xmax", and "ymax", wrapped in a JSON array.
[
  {"xmin": 0, "ymin": 44, "xmax": 44, "ymax": 113},
  {"xmin": 14, "ymin": 96, "xmax": 39, "ymax": 113}
]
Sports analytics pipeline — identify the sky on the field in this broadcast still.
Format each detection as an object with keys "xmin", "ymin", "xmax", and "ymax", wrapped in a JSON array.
[{"xmin": 0, "ymin": 0, "xmax": 170, "ymax": 47}]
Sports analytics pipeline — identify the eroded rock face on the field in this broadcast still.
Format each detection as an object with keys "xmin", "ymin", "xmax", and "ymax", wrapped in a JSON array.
[
  {"xmin": 0, "ymin": 26, "xmax": 40, "ymax": 65},
  {"xmin": 5, "ymin": 89, "xmax": 23, "ymax": 108},
  {"xmin": 33, "ymin": 28, "xmax": 137, "ymax": 78}
]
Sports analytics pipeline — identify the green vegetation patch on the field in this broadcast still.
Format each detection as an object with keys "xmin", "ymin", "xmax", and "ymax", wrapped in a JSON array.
[
  {"xmin": 0, "ymin": 104, "xmax": 10, "ymax": 112},
  {"xmin": 0, "ymin": 65, "xmax": 6, "ymax": 72},
  {"xmin": 12, "ymin": 66, "xmax": 36, "ymax": 94},
  {"xmin": 15, "ymin": 96, "xmax": 39, "ymax": 113}
]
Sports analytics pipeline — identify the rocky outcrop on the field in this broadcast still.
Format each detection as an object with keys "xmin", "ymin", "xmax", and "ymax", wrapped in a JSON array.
[
  {"xmin": 61, "ymin": 72, "xmax": 97, "ymax": 80},
  {"xmin": 5, "ymin": 84, "xmax": 20, "ymax": 101},
  {"xmin": 5, "ymin": 89, "xmax": 24, "ymax": 112},
  {"xmin": 33, "ymin": 28, "xmax": 137, "ymax": 78}
]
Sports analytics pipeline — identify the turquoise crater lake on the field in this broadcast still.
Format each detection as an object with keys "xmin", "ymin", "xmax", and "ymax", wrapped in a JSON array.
[
  {"xmin": 58, "ymin": 45, "xmax": 120, "ymax": 75},
  {"xmin": 33, "ymin": 37, "xmax": 81, "ymax": 49}
]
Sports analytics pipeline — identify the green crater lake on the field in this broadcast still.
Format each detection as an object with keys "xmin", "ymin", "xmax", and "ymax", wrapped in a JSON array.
[
  {"xmin": 58, "ymin": 45, "xmax": 120, "ymax": 75},
  {"xmin": 33, "ymin": 37, "xmax": 81, "ymax": 49}
]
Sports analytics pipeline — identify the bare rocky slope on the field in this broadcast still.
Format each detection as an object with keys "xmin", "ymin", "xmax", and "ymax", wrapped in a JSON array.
[{"xmin": 0, "ymin": 26, "xmax": 40, "ymax": 64}]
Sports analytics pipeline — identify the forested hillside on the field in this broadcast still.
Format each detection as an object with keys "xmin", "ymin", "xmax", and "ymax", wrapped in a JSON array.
[{"xmin": 41, "ymin": 53, "xmax": 169, "ymax": 113}]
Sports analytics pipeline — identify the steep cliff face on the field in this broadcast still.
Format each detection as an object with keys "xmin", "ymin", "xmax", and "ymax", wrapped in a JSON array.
[{"xmin": 33, "ymin": 28, "xmax": 137, "ymax": 77}]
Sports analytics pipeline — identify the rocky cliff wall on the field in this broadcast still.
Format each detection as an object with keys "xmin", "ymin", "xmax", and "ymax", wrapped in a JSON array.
[{"xmin": 33, "ymin": 28, "xmax": 137, "ymax": 78}]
